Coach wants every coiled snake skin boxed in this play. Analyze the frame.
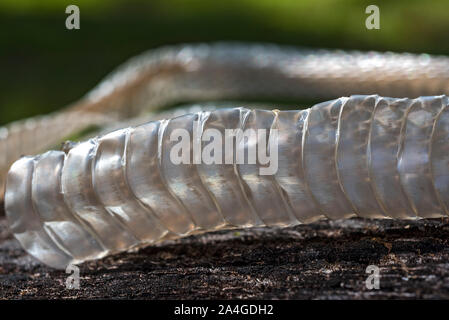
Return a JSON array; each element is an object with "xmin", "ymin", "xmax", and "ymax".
[{"xmin": 3, "ymin": 43, "xmax": 449, "ymax": 268}]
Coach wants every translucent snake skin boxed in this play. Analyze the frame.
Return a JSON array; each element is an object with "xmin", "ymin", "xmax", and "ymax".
[{"xmin": 3, "ymin": 43, "xmax": 449, "ymax": 268}]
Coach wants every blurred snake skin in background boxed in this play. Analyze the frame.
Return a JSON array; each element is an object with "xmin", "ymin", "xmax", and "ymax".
[{"xmin": 1, "ymin": 43, "xmax": 449, "ymax": 198}]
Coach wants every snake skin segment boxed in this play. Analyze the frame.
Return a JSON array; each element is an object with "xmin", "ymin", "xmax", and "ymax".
[
  {"xmin": 5, "ymin": 95, "xmax": 449, "ymax": 268},
  {"xmin": 1, "ymin": 43, "xmax": 449, "ymax": 198}
]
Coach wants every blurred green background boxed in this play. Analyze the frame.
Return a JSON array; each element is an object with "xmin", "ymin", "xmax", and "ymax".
[{"xmin": 0, "ymin": 0, "xmax": 448, "ymax": 125}]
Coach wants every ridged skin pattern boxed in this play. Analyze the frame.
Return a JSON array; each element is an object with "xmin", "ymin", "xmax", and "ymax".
[{"xmin": 5, "ymin": 95, "xmax": 449, "ymax": 268}]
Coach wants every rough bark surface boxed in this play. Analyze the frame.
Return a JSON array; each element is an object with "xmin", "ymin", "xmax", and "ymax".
[{"xmin": 1, "ymin": 211, "xmax": 449, "ymax": 299}]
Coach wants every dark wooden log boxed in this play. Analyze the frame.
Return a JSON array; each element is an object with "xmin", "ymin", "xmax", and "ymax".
[{"xmin": 1, "ymin": 211, "xmax": 449, "ymax": 299}]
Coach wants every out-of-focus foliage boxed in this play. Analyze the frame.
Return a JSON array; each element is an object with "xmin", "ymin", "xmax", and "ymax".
[{"xmin": 0, "ymin": 0, "xmax": 448, "ymax": 124}]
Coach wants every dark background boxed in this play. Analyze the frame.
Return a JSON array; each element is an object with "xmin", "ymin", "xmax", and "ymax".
[{"xmin": 0, "ymin": 0, "xmax": 448, "ymax": 126}]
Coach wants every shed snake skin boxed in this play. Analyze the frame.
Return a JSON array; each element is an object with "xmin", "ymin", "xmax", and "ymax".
[{"xmin": 2, "ymin": 43, "xmax": 449, "ymax": 268}]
